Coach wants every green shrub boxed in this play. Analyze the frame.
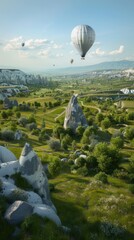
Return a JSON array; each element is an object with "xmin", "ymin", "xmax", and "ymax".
[
  {"xmin": 113, "ymin": 168, "xmax": 128, "ymax": 180},
  {"xmin": 129, "ymin": 184, "xmax": 134, "ymax": 194},
  {"xmin": 8, "ymin": 189, "xmax": 28, "ymax": 202},
  {"xmin": 21, "ymin": 215, "xmax": 69, "ymax": 240},
  {"xmin": 95, "ymin": 171, "xmax": 108, "ymax": 183},
  {"xmin": 49, "ymin": 139, "xmax": 61, "ymax": 151},
  {"xmin": 77, "ymin": 165, "xmax": 89, "ymax": 176},
  {"xmin": 11, "ymin": 173, "xmax": 32, "ymax": 190},
  {"xmin": 1, "ymin": 129, "xmax": 15, "ymax": 141},
  {"xmin": 48, "ymin": 158, "xmax": 62, "ymax": 177}
]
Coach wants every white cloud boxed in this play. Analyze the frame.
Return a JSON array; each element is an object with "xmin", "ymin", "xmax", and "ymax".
[
  {"xmin": 4, "ymin": 36, "xmax": 23, "ymax": 50},
  {"xmin": 91, "ymin": 45, "xmax": 124, "ymax": 57},
  {"xmin": 4, "ymin": 36, "xmax": 51, "ymax": 51},
  {"xmin": 92, "ymin": 48, "xmax": 105, "ymax": 56},
  {"xmin": 52, "ymin": 43, "xmax": 63, "ymax": 49},
  {"xmin": 56, "ymin": 53, "xmax": 63, "ymax": 57},
  {"xmin": 38, "ymin": 48, "xmax": 51, "ymax": 57},
  {"xmin": 109, "ymin": 45, "xmax": 124, "ymax": 55}
]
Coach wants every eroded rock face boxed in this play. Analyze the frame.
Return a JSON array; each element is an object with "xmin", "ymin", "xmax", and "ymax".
[
  {"xmin": 64, "ymin": 94, "xmax": 87, "ymax": 131},
  {"xmin": 19, "ymin": 143, "xmax": 52, "ymax": 206},
  {"xmin": 0, "ymin": 143, "xmax": 61, "ymax": 226}
]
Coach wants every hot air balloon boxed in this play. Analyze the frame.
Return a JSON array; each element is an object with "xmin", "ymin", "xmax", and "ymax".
[
  {"xmin": 71, "ymin": 24, "xmax": 95, "ymax": 59},
  {"xmin": 70, "ymin": 59, "xmax": 74, "ymax": 64},
  {"xmin": 21, "ymin": 42, "xmax": 25, "ymax": 47}
]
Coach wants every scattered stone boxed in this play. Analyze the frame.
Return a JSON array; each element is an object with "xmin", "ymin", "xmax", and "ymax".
[
  {"xmin": 33, "ymin": 204, "xmax": 61, "ymax": 226},
  {"xmin": 4, "ymin": 200, "xmax": 33, "ymax": 224},
  {"xmin": 0, "ymin": 146, "xmax": 17, "ymax": 163}
]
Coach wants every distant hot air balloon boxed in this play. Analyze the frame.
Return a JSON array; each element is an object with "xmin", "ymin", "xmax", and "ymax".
[
  {"xmin": 71, "ymin": 24, "xmax": 95, "ymax": 59},
  {"xmin": 21, "ymin": 42, "xmax": 25, "ymax": 47},
  {"xmin": 70, "ymin": 59, "xmax": 74, "ymax": 64}
]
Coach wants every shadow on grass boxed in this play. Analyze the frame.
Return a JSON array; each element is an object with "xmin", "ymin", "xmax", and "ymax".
[
  {"xmin": 65, "ymin": 174, "xmax": 90, "ymax": 184},
  {"xmin": 51, "ymin": 196, "xmax": 134, "ymax": 240}
]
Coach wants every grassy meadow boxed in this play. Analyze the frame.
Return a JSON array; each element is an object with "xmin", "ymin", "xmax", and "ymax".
[{"xmin": 0, "ymin": 76, "xmax": 134, "ymax": 240}]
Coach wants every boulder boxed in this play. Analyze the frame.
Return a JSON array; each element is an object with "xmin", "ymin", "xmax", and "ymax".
[
  {"xmin": 33, "ymin": 204, "xmax": 61, "ymax": 226},
  {"xmin": 4, "ymin": 200, "xmax": 33, "ymax": 224},
  {"xmin": 0, "ymin": 177, "xmax": 43, "ymax": 204},
  {"xmin": 0, "ymin": 160, "xmax": 19, "ymax": 177},
  {"xmin": 64, "ymin": 94, "xmax": 87, "ymax": 131},
  {"xmin": 0, "ymin": 146, "xmax": 17, "ymax": 163}
]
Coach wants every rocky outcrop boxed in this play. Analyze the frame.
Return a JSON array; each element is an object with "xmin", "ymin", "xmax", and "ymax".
[
  {"xmin": 64, "ymin": 94, "xmax": 87, "ymax": 131},
  {"xmin": 0, "ymin": 69, "xmax": 48, "ymax": 85},
  {"xmin": 0, "ymin": 143, "xmax": 61, "ymax": 226},
  {"xmin": 0, "ymin": 146, "xmax": 17, "ymax": 163},
  {"xmin": 19, "ymin": 143, "xmax": 52, "ymax": 207},
  {"xmin": 4, "ymin": 201, "xmax": 33, "ymax": 224}
]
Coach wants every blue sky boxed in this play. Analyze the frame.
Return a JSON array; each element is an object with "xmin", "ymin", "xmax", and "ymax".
[{"xmin": 0, "ymin": 0, "xmax": 134, "ymax": 72}]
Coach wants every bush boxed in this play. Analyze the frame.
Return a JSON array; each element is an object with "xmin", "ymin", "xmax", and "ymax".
[
  {"xmin": 113, "ymin": 168, "xmax": 128, "ymax": 180},
  {"xmin": 18, "ymin": 117, "xmax": 28, "ymax": 127},
  {"xmin": 77, "ymin": 165, "xmax": 89, "ymax": 176},
  {"xmin": 48, "ymin": 158, "xmax": 62, "ymax": 177},
  {"xmin": 49, "ymin": 139, "xmax": 61, "ymax": 151},
  {"xmin": 8, "ymin": 189, "xmax": 28, "ymax": 202},
  {"xmin": 11, "ymin": 173, "xmax": 32, "ymax": 190},
  {"xmin": 75, "ymin": 157, "xmax": 86, "ymax": 167},
  {"xmin": 95, "ymin": 171, "xmax": 108, "ymax": 183},
  {"xmin": 129, "ymin": 184, "xmax": 134, "ymax": 194},
  {"xmin": 26, "ymin": 122, "xmax": 37, "ymax": 131},
  {"xmin": 94, "ymin": 142, "xmax": 121, "ymax": 174},
  {"xmin": 111, "ymin": 136, "xmax": 124, "ymax": 149},
  {"xmin": 1, "ymin": 129, "xmax": 15, "ymax": 141}
]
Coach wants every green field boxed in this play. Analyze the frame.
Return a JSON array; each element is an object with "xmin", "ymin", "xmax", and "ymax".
[{"xmin": 0, "ymin": 77, "xmax": 134, "ymax": 240}]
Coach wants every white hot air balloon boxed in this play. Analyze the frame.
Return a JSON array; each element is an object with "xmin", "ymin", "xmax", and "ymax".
[{"xmin": 71, "ymin": 24, "xmax": 95, "ymax": 59}]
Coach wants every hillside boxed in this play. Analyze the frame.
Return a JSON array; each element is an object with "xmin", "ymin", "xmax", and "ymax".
[
  {"xmin": 43, "ymin": 60, "xmax": 134, "ymax": 75},
  {"xmin": 0, "ymin": 69, "xmax": 48, "ymax": 85}
]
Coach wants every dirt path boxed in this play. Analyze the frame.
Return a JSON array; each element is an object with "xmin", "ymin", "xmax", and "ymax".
[{"xmin": 81, "ymin": 101, "xmax": 101, "ymax": 113}]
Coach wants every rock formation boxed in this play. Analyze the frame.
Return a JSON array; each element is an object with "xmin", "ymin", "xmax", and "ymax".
[
  {"xmin": 64, "ymin": 94, "xmax": 88, "ymax": 131},
  {"xmin": 0, "ymin": 143, "xmax": 61, "ymax": 226}
]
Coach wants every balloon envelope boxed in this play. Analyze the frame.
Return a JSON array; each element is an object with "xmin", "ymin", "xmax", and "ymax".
[
  {"xmin": 21, "ymin": 42, "xmax": 25, "ymax": 47},
  {"xmin": 71, "ymin": 25, "xmax": 95, "ymax": 58}
]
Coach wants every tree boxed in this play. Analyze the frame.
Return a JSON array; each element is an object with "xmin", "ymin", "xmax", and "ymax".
[
  {"xmin": 94, "ymin": 142, "xmax": 121, "ymax": 174},
  {"xmin": 125, "ymin": 127, "xmax": 134, "ymax": 140},
  {"xmin": 16, "ymin": 111, "xmax": 21, "ymax": 119},
  {"xmin": 53, "ymin": 126, "xmax": 65, "ymax": 138},
  {"xmin": 48, "ymin": 158, "xmax": 62, "ymax": 177},
  {"xmin": 95, "ymin": 172, "xmax": 108, "ymax": 183},
  {"xmin": 18, "ymin": 117, "xmax": 28, "ymax": 127},
  {"xmin": 1, "ymin": 129, "xmax": 15, "ymax": 141},
  {"xmin": 111, "ymin": 136, "xmax": 124, "ymax": 149},
  {"xmin": 26, "ymin": 122, "xmax": 37, "ymax": 131},
  {"xmin": 101, "ymin": 117, "xmax": 111, "ymax": 129},
  {"xmin": 41, "ymin": 118, "xmax": 45, "ymax": 129},
  {"xmin": 96, "ymin": 113, "xmax": 104, "ymax": 124},
  {"xmin": 76, "ymin": 125, "xmax": 85, "ymax": 138},
  {"xmin": 1, "ymin": 111, "xmax": 8, "ymax": 119},
  {"xmin": 28, "ymin": 114, "xmax": 36, "ymax": 123},
  {"xmin": 127, "ymin": 112, "xmax": 134, "ymax": 121},
  {"xmin": 49, "ymin": 139, "xmax": 61, "ymax": 151}
]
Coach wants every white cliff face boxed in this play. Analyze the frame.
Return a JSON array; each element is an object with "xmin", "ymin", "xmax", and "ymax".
[
  {"xmin": 0, "ymin": 69, "xmax": 48, "ymax": 85},
  {"xmin": 64, "ymin": 94, "xmax": 88, "ymax": 131},
  {"xmin": 0, "ymin": 143, "xmax": 61, "ymax": 226},
  {"xmin": 19, "ymin": 143, "xmax": 51, "ymax": 206}
]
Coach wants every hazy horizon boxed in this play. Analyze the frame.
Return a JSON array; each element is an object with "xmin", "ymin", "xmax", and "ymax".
[{"xmin": 0, "ymin": 0, "xmax": 134, "ymax": 71}]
